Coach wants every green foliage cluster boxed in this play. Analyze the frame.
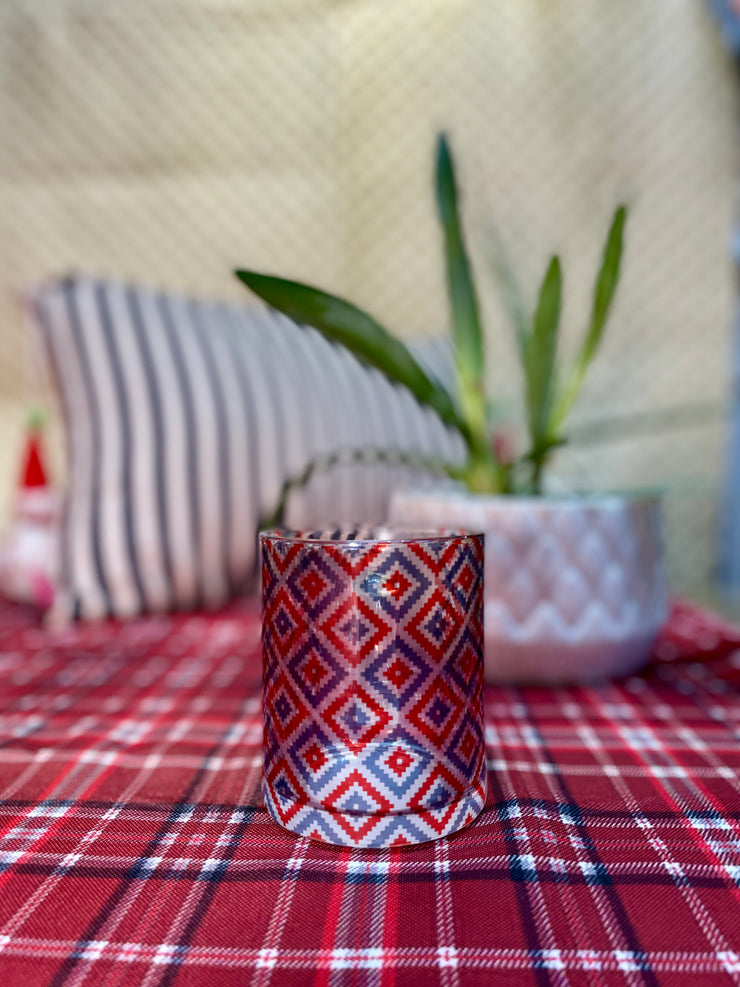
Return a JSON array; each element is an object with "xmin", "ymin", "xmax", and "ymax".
[{"xmin": 237, "ymin": 135, "xmax": 626, "ymax": 496}]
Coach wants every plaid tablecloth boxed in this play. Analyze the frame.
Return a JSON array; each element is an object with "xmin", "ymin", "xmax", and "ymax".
[{"xmin": 0, "ymin": 598, "xmax": 738, "ymax": 987}]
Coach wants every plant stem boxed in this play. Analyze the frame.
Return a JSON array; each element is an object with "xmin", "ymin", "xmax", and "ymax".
[{"xmin": 531, "ymin": 456, "xmax": 545, "ymax": 495}]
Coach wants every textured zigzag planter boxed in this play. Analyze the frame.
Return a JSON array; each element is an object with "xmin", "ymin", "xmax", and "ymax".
[{"xmin": 390, "ymin": 490, "xmax": 668, "ymax": 685}]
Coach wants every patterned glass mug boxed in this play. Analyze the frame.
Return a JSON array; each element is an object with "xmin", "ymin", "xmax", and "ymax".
[{"xmin": 260, "ymin": 526, "xmax": 486, "ymax": 848}]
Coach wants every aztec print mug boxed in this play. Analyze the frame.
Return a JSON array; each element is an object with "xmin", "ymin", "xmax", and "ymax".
[{"xmin": 260, "ymin": 526, "xmax": 487, "ymax": 848}]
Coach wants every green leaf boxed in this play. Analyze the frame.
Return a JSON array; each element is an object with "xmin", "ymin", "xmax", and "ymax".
[
  {"xmin": 587, "ymin": 204, "xmax": 626, "ymax": 360},
  {"xmin": 525, "ymin": 255, "xmax": 562, "ymax": 452},
  {"xmin": 549, "ymin": 205, "xmax": 627, "ymax": 433},
  {"xmin": 435, "ymin": 134, "xmax": 488, "ymax": 448},
  {"xmin": 235, "ymin": 271, "xmax": 468, "ymax": 440}
]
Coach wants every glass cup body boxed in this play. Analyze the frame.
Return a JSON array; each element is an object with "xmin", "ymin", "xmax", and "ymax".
[{"xmin": 260, "ymin": 526, "xmax": 486, "ymax": 848}]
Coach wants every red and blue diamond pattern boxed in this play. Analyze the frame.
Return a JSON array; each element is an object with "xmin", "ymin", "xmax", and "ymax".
[{"xmin": 261, "ymin": 529, "xmax": 487, "ymax": 848}]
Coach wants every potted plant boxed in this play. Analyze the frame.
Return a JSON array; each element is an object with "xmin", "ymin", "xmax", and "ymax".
[{"xmin": 235, "ymin": 135, "xmax": 667, "ymax": 684}]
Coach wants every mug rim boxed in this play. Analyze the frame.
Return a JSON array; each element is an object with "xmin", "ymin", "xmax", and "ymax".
[{"xmin": 259, "ymin": 525, "xmax": 484, "ymax": 547}]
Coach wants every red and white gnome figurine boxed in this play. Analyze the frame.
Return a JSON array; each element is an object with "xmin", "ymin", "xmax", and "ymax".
[{"xmin": 0, "ymin": 412, "xmax": 59, "ymax": 609}]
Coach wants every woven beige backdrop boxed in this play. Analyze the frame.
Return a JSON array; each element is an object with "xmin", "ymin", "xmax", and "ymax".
[{"xmin": 0, "ymin": 0, "xmax": 736, "ymax": 600}]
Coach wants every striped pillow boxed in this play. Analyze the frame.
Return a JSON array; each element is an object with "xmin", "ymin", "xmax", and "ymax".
[{"xmin": 32, "ymin": 276, "xmax": 464, "ymax": 622}]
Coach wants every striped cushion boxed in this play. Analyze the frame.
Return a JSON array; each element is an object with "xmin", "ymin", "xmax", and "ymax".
[{"xmin": 32, "ymin": 276, "xmax": 464, "ymax": 622}]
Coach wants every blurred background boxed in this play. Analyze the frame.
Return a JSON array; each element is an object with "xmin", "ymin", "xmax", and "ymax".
[{"xmin": 0, "ymin": 0, "xmax": 737, "ymax": 607}]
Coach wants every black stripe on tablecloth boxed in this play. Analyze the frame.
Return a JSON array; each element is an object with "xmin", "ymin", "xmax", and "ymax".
[
  {"xmin": 5, "ymin": 796, "xmax": 739, "ymax": 823},
  {"xmin": 8, "ymin": 859, "xmax": 734, "ymax": 891},
  {"xmin": 96, "ymin": 281, "xmax": 147, "ymax": 614},
  {"xmin": 487, "ymin": 768, "xmax": 550, "ymax": 987},
  {"xmin": 157, "ymin": 292, "xmax": 203, "ymax": 610},
  {"xmin": 126, "ymin": 285, "xmax": 174, "ymax": 608},
  {"xmin": 518, "ymin": 707, "xmax": 660, "ymax": 986}
]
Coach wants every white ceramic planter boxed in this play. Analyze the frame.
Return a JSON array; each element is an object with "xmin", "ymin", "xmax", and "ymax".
[{"xmin": 389, "ymin": 489, "xmax": 668, "ymax": 685}]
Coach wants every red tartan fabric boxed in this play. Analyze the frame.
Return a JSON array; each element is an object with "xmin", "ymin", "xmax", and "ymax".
[{"xmin": 0, "ymin": 599, "xmax": 738, "ymax": 987}]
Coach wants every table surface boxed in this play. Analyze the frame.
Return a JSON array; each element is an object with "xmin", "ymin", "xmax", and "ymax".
[{"xmin": 0, "ymin": 598, "xmax": 738, "ymax": 987}]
